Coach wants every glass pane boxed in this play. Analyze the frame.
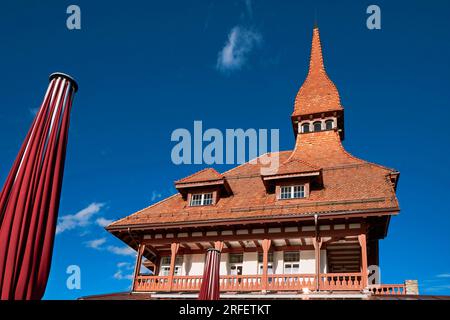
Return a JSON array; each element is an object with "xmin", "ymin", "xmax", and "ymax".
[
  {"xmin": 160, "ymin": 256, "xmax": 171, "ymax": 265},
  {"xmin": 284, "ymin": 251, "xmax": 300, "ymax": 262},
  {"xmin": 293, "ymin": 185, "xmax": 305, "ymax": 198},
  {"xmin": 325, "ymin": 120, "xmax": 334, "ymax": 130},
  {"xmin": 190, "ymin": 194, "xmax": 202, "ymax": 206},
  {"xmin": 202, "ymin": 193, "xmax": 213, "ymax": 205},
  {"xmin": 301, "ymin": 123, "xmax": 310, "ymax": 133},
  {"xmin": 313, "ymin": 122, "xmax": 322, "ymax": 131},
  {"xmin": 280, "ymin": 186, "xmax": 291, "ymax": 199},
  {"xmin": 229, "ymin": 253, "xmax": 243, "ymax": 263}
]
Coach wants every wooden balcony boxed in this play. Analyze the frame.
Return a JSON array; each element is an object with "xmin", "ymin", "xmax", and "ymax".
[{"xmin": 133, "ymin": 273, "xmax": 366, "ymax": 293}]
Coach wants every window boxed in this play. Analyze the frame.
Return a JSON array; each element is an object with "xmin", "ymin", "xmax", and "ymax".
[
  {"xmin": 229, "ymin": 254, "xmax": 243, "ymax": 278},
  {"xmin": 325, "ymin": 120, "xmax": 334, "ymax": 130},
  {"xmin": 284, "ymin": 251, "xmax": 300, "ymax": 274},
  {"xmin": 301, "ymin": 123, "xmax": 310, "ymax": 133},
  {"xmin": 160, "ymin": 256, "xmax": 183, "ymax": 276},
  {"xmin": 279, "ymin": 185, "xmax": 305, "ymax": 199},
  {"xmin": 313, "ymin": 121, "xmax": 322, "ymax": 132},
  {"xmin": 258, "ymin": 252, "xmax": 274, "ymax": 275},
  {"xmin": 229, "ymin": 253, "xmax": 244, "ymax": 264},
  {"xmin": 190, "ymin": 192, "xmax": 213, "ymax": 206}
]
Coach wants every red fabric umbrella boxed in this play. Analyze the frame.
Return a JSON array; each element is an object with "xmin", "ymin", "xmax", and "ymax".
[
  {"xmin": 0, "ymin": 73, "xmax": 78, "ymax": 300},
  {"xmin": 198, "ymin": 248, "xmax": 221, "ymax": 300}
]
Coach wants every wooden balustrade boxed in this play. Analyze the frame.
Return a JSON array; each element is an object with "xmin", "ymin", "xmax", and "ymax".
[
  {"xmin": 134, "ymin": 273, "xmax": 405, "ymax": 294},
  {"xmin": 368, "ymin": 284, "xmax": 406, "ymax": 295},
  {"xmin": 220, "ymin": 275, "xmax": 262, "ymax": 292},
  {"xmin": 267, "ymin": 274, "xmax": 316, "ymax": 291},
  {"xmin": 320, "ymin": 273, "xmax": 363, "ymax": 291}
]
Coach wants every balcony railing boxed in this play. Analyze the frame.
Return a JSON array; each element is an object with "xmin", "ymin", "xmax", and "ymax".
[
  {"xmin": 368, "ymin": 284, "xmax": 407, "ymax": 295},
  {"xmin": 133, "ymin": 273, "xmax": 367, "ymax": 293}
]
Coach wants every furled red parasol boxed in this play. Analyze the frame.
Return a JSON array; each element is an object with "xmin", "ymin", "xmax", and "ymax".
[
  {"xmin": 198, "ymin": 248, "xmax": 221, "ymax": 300},
  {"xmin": 0, "ymin": 73, "xmax": 78, "ymax": 300}
]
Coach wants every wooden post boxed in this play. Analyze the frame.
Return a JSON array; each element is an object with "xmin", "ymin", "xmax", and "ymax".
[
  {"xmin": 132, "ymin": 244, "xmax": 145, "ymax": 291},
  {"xmin": 312, "ymin": 237, "xmax": 322, "ymax": 292},
  {"xmin": 168, "ymin": 242, "xmax": 180, "ymax": 291},
  {"xmin": 358, "ymin": 233, "xmax": 368, "ymax": 289},
  {"xmin": 214, "ymin": 241, "xmax": 224, "ymax": 252},
  {"xmin": 261, "ymin": 239, "xmax": 271, "ymax": 292}
]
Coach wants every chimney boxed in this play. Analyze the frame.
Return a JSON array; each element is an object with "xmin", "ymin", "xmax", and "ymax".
[{"xmin": 404, "ymin": 280, "xmax": 419, "ymax": 295}]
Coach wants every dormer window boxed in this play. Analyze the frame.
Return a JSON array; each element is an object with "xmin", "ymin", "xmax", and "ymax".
[
  {"xmin": 279, "ymin": 185, "xmax": 305, "ymax": 199},
  {"xmin": 313, "ymin": 121, "xmax": 322, "ymax": 132},
  {"xmin": 190, "ymin": 192, "xmax": 213, "ymax": 206}
]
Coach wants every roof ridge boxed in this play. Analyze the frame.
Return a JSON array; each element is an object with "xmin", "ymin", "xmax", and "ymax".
[
  {"xmin": 176, "ymin": 167, "xmax": 222, "ymax": 184},
  {"xmin": 221, "ymin": 150, "xmax": 291, "ymax": 176},
  {"xmin": 106, "ymin": 193, "xmax": 179, "ymax": 228}
]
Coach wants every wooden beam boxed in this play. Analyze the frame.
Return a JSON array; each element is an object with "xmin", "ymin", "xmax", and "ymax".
[
  {"xmin": 154, "ymin": 244, "xmax": 315, "ymax": 256},
  {"xmin": 142, "ymin": 229, "xmax": 364, "ymax": 246}
]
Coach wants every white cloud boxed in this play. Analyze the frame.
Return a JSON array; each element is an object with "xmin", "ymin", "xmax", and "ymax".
[
  {"xmin": 113, "ymin": 262, "xmax": 134, "ymax": 280},
  {"xmin": 96, "ymin": 217, "xmax": 113, "ymax": 227},
  {"xmin": 151, "ymin": 190, "xmax": 162, "ymax": 202},
  {"xmin": 216, "ymin": 25, "xmax": 262, "ymax": 73},
  {"xmin": 436, "ymin": 273, "xmax": 450, "ymax": 278},
  {"xmin": 85, "ymin": 238, "xmax": 107, "ymax": 250},
  {"xmin": 107, "ymin": 245, "xmax": 136, "ymax": 256},
  {"xmin": 56, "ymin": 202, "xmax": 105, "ymax": 235}
]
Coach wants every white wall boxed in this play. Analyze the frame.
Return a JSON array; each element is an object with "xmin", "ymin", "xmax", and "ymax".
[
  {"xmin": 274, "ymin": 251, "xmax": 284, "ymax": 274},
  {"xmin": 181, "ymin": 250, "xmax": 327, "ymax": 276},
  {"xmin": 243, "ymin": 252, "xmax": 258, "ymax": 275},
  {"xmin": 220, "ymin": 253, "xmax": 228, "ymax": 275},
  {"xmin": 184, "ymin": 254, "xmax": 204, "ymax": 276}
]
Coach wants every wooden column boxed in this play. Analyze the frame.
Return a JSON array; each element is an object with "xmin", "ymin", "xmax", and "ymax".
[
  {"xmin": 214, "ymin": 241, "xmax": 224, "ymax": 252},
  {"xmin": 358, "ymin": 233, "xmax": 368, "ymax": 289},
  {"xmin": 312, "ymin": 237, "xmax": 322, "ymax": 292},
  {"xmin": 132, "ymin": 244, "xmax": 145, "ymax": 291},
  {"xmin": 168, "ymin": 242, "xmax": 180, "ymax": 291},
  {"xmin": 261, "ymin": 239, "xmax": 271, "ymax": 292}
]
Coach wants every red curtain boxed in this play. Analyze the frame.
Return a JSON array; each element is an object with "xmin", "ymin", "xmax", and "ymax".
[
  {"xmin": 0, "ymin": 73, "xmax": 77, "ymax": 300},
  {"xmin": 198, "ymin": 248, "xmax": 221, "ymax": 300}
]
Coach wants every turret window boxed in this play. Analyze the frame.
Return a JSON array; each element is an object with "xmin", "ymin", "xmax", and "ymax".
[
  {"xmin": 325, "ymin": 120, "xmax": 334, "ymax": 130},
  {"xmin": 313, "ymin": 121, "xmax": 322, "ymax": 132},
  {"xmin": 301, "ymin": 123, "xmax": 310, "ymax": 133},
  {"xmin": 190, "ymin": 193, "xmax": 213, "ymax": 206}
]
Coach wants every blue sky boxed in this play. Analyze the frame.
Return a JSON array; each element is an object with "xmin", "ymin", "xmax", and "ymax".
[{"xmin": 0, "ymin": 0, "xmax": 449, "ymax": 299}]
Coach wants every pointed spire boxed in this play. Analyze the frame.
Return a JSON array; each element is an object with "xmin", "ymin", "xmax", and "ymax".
[
  {"xmin": 292, "ymin": 27, "xmax": 343, "ymax": 118},
  {"xmin": 308, "ymin": 26, "xmax": 325, "ymax": 75}
]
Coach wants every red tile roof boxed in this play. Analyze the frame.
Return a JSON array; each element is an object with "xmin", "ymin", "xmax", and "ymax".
[
  {"xmin": 175, "ymin": 168, "xmax": 223, "ymax": 184},
  {"xmin": 108, "ymin": 131, "xmax": 399, "ymax": 229},
  {"xmin": 292, "ymin": 27, "xmax": 343, "ymax": 118},
  {"xmin": 107, "ymin": 27, "xmax": 399, "ymax": 231}
]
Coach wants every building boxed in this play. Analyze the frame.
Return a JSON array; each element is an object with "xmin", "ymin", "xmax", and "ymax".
[{"xmin": 105, "ymin": 26, "xmax": 416, "ymax": 299}]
